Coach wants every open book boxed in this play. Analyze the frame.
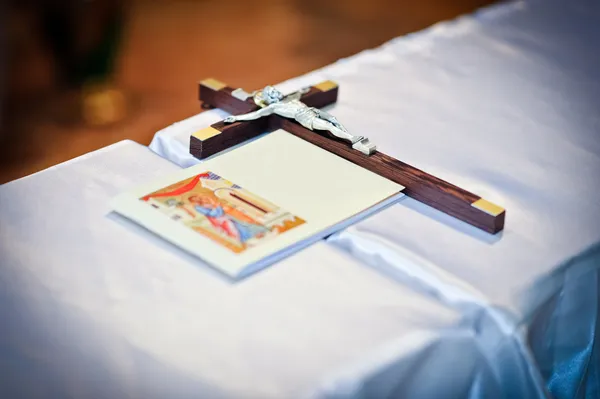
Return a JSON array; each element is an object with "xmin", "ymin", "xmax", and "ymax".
[{"xmin": 111, "ymin": 130, "xmax": 404, "ymax": 279}]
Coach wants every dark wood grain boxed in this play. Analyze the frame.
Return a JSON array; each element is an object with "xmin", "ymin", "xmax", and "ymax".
[
  {"xmin": 198, "ymin": 85, "xmax": 257, "ymax": 115},
  {"xmin": 198, "ymin": 82, "xmax": 339, "ymax": 116},
  {"xmin": 296, "ymin": 87, "xmax": 339, "ymax": 109},
  {"xmin": 278, "ymin": 118, "xmax": 505, "ymax": 233},
  {"xmin": 190, "ymin": 117, "xmax": 273, "ymax": 159}
]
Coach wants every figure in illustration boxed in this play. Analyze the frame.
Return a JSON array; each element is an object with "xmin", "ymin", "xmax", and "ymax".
[{"xmin": 188, "ymin": 195, "xmax": 268, "ymax": 244}]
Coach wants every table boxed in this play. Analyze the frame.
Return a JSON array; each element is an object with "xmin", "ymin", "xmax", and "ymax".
[
  {"xmin": 1, "ymin": 140, "xmax": 548, "ymax": 398},
  {"xmin": 149, "ymin": 1, "xmax": 600, "ymax": 398}
]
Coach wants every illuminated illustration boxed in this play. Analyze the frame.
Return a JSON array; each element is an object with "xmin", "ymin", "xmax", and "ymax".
[{"xmin": 141, "ymin": 172, "xmax": 305, "ymax": 253}]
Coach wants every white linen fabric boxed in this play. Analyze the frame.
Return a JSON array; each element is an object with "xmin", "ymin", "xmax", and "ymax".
[
  {"xmin": 0, "ymin": 141, "xmax": 544, "ymax": 398},
  {"xmin": 148, "ymin": 1, "xmax": 600, "ymax": 398}
]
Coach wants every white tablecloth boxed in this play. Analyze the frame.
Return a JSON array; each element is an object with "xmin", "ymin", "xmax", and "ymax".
[
  {"xmin": 149, "ymin": 1, "xmax": 600, "ymax": 398},
  {"xmin": 0, "ymin": 140, "xmax": 547, "ymax": 398}
]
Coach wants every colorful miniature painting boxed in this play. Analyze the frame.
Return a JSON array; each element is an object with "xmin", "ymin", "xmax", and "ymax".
[{"xmin": 140, "ymin": 172, "xmax": 305, "ymax": 253}]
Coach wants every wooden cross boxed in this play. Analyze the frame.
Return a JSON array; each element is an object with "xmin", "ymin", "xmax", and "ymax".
[{"xmin": 190, "ymin": 78, "xmax": 505, "ymax": 234}]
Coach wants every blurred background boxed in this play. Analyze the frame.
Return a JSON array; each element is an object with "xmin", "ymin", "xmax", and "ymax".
[{"xmin": 1, "ymin": 0, "xmax": 494, "ymax": 184}]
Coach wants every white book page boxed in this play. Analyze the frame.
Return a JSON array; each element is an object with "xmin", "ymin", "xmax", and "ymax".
[{"xmin": 111, "ymin": 130, "xmax": 404, "ymax": 276}]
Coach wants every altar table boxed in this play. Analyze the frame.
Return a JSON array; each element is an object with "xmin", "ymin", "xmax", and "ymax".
[
  {"xmin": 0, "ymin": 140, "xmax": 550, "ymax": 398},
  {"xmin": 149, "ymin": 0, "xmax": 600, "ymax": 398}
]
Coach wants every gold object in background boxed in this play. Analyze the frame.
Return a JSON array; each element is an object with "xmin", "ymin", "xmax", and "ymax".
[{"xmin": 82, "ymin": 83, "xmax": 127, "ymax": 126}]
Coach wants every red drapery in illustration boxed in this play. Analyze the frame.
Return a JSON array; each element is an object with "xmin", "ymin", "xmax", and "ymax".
[{"xmin": 141, "ymin": 173, "xmax": 209, "ymax": 201}]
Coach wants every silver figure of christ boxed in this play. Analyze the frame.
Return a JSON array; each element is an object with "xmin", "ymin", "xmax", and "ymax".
[{"xmin": 223, "ymin": 86, "xmax": 376, "ymax": 155}]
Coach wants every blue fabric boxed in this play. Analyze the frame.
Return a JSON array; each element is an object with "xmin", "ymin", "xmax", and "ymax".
[{"xmin": 527, "ymin": 246, "xmax": 600, "ymax": 399}]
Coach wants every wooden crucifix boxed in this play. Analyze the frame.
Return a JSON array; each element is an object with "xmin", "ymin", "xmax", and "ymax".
[{"xmin": 190, "ymin": 78, "xmax": 505, "ymax": 234}]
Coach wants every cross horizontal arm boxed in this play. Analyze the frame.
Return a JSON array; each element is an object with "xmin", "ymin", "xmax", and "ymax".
[
  {"xmin": 191, "ymin": 79, "xmax": 339, "ymax": 159},
  {"xmin": 198, "ymin": 78, "xmax": 339, "ymax": 116}
]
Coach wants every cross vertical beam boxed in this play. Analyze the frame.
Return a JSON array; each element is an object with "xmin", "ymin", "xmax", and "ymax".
[{"xmin": 190, "ymin": 78, "xmax": 505, "ymax": 234}]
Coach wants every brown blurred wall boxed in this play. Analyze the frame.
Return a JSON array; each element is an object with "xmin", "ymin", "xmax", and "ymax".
[{"xmin": 1, "ymin": 0, "xmax": 495, "ymax": 184}]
